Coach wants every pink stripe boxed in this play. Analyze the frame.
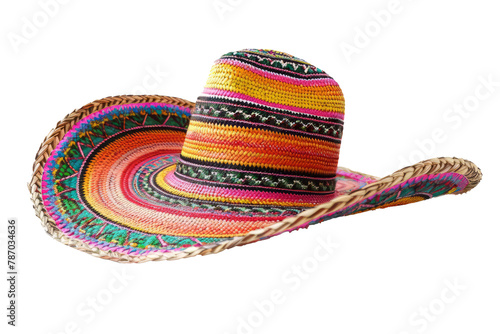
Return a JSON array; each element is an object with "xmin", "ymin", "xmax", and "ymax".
[
  {"xmin": 336, "ymin": 169, "xmax": 378, "ymax": 183},
  {"xmin": 218, "ymin": 58, "xmax": 339, "ymax": 86},
  {"xmin": 103, "ymin": 102, "xmax": 191, "ymax": 115},
  {"xmin": 165, "ymin": 171, "xmax": 337, "ymax": 205},
  {"xmin": 202, "ymin": 88, "xmax": 345, "ymax": 120},
  {"xmin": 157, "ymin": 236, "xmax": 168, "ymax": 247}
]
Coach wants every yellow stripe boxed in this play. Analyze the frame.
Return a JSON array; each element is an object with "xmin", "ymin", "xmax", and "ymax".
[{"xmin": 205, "ymin": 63, "xmax": 345, "ymax": 113}]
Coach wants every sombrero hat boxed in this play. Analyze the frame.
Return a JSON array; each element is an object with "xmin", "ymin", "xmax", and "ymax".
[{"xmin": 29, "ymin": 49, "xmax": 482, "ymax": 263}]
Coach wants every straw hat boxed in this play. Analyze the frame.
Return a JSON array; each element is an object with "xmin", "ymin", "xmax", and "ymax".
[{"xmin": 30, "ymin": 49, "xmax": 482, "ymax": 262}]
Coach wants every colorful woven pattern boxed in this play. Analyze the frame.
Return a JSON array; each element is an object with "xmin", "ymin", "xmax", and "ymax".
[
  {"xmin": 39, "ymin": 100, "xmax": 470, "ymax": 256},
  {"xmin": 36, "ymin": 49, "xmax": 476, "ymax": 259},
  {"xmin": 170, "ymin": 49, "xmax": 345, "ymax": 208},
  {"xmin": 41, "ymin": 101, "xmax": 378, "ymax": 254}
]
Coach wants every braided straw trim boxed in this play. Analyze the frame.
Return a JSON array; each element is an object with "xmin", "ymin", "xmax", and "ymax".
[{"xmin": 29, "ymin": 96, "xmax": 482, "ymax": 263}]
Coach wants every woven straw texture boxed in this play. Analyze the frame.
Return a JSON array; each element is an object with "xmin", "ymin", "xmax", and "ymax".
[{"xmin": 29, "ymin": 94, "xmax": 482, "ymax": 263}]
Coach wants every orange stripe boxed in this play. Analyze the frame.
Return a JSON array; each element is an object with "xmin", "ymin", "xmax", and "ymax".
[{"xmin": 181, "ymin": 121, "xmax": 340, "ymax": 175}]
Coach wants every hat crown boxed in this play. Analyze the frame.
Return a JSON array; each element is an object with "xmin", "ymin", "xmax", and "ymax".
[{"xmin": 176, "ymin": 49, "xmax": 345, "ymax": 206}]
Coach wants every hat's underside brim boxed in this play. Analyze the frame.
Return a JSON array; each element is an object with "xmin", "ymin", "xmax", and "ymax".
[{"xmin": 30, "ymin": 95, "xmax": 482, "ymax": 262}]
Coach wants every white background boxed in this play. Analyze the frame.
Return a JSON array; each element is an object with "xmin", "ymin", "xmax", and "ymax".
[{"xmin": 1, "ymin": 0, "xmax": 499, "ymax": 333}]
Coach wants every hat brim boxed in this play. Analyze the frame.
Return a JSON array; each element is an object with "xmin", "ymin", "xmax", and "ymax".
[{"xmin": 30, "ymin": 95, "xmax": 482, "ymax": 262}]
